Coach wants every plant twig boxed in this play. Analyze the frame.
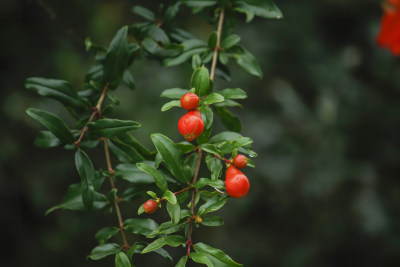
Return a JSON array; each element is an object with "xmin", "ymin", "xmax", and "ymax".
[
  {"xmin": 213, "ymin": 153, "xmax": 232, "ymax": 165},
  {"xmin": 75, "ymin": 85, "xmax": 109, "ymax": 148},
  {"xmin": 209, "ymin": 8, "xmax": 225, "ymax": 81},
  {"xmin": 103, "ymin": 138, "xmax": 130, "ymax": 251}
]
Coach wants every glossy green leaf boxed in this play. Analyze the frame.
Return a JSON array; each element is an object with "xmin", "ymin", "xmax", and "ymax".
[
  {"xmin": 87, "ymin": 119, "xmax": 141, "ymax": 137},
  {"xmin": 200, "ymin": 106, "xmax": 213, "ymax": 130},
  {"xmin": 194, "ymin": 242, "xmax": 243, "ymax": 266},
  {"xmin": 234, "ymin": 0, "xmax": 283, "ymax": 22},
  {"xmin": 175, "ymin": 256, "xmax": 188, "ymax": 267},
  {"xmin": 189, "ymin": 252, "xmax": 214, "ymax": 267},
  {"xmin": 124, "ymin": 218, "xmax": 159, "ymax": 236},
  {"xmin": 167, "ymin": 202, "xmax": 181, "ymax": 225},
  {"xmin": 26, "ymin": 108, "xmax": 75, "ymax": 144},
  {"xmin": 102, "ymin": 26, "xmax": 129, "ymax": 89},
  {"xmin": 218, "ymin": 88, "xmax": 247, "ymax": 99},
  {"xmin": 45, "ymin": 183, "xmax": 107, "ymax": 215},
  {"xmin": 201, "ymin": 216, "xmax": 224, "ymax": 226},
  {"xmin": 25, "ymin": 77, "xmax": 86, "ymax": 110},
  {"xmin": 200, "ymin": 144, "xmax": 223, "ymax": 157},
  {"xmin": 176, "ymin": 142, "xmax": 196, "ymax": 153},
  {"xmin": 137, "ymin": 162, "xmax": 168, "ymax": 192},
  {"xmin": 115, "ymin": 163, "xmax": 155, "ymax": 184},
  {"xmin": 147, "ymin": 191, "xmax": 158, "ymax": 199},
  {"xmin": 163, "ymin": 47, "xmax": 209, "ymax": 67},
  {"xmin": 219, "ymin": 52, "xmax": 229, "ymax": 65},
  {"xmin": 138, "ymin": 204, "xmax": 145, "ymax": 215},
  {"xmin": 221, "ymin": 34, "xmax": 241, "ymax": 50},
  {"xmin": 191, "ymin": 66, "xmax": 210, "ymax": 97},
  {"xmin": 210, "ymin": 131, "xmax": 243, "ymax": 143},
  {"xmin": 147, "ymin": 221, "xmax": 187, "ymax": 238},
  {"xmin": 132, "ymin": 5, "xmax": 155, "ymax": 21},
  {"xmin": 219, "ymin": 137, "xmax": 253, "ymax": 154},
  {"xmin": 232, "ymin": 46, "xmax": 263, "ymax": 78},
  {"xmin": 95, "ymin": 227, "xmax": 119, "ymax": 244},
  {"xmin": 34, "ymin": 131, "xmax": 61, "ymax": 148},
  {"xmin": 214, "ymin": 106, "xmax": 242, "ymax": 132},
  {"xmin": 161, "ymin": 100, "xmax": 182, "ymax": 111},
  {"xmin": 192, "ymin": 54, "xmax": 201, "ymax": 69},
  {"xmin": 198, "ymin": 196, "xmax": 229, "ymax": 216},
  {"xmin": 89, "ymin": 243, "xmax": 121, "ymax": 260},
  {"xmin": 208, "ymin": 31, "xmax": 218, "ymax": 48},
  {"xmin": 163, "ymin": 190, "xmax": 177, "ymax": 204},
  {"xmin": 200, "ymin": 93, "xmax": 225, "ymax": 105},
  {"xmin": 108, "ymin": 139, "xmax": 145, "ymax": 163},
  {"xmin": 116, "ymin": 133, "xmax": 156, "ymax": 159},
  {"xmin": 193, "ymin": 178, "xmax": 225, "ymax": 189},
  {"xmin": 115, "ymin": 252, "xmax": 130, "ymax": 267},
  {"xmin": 75, "ymin": 150, "xmax": 95, "ymax": 209},
  {"xmin": 142, "ymin": 235, "xmax": 185, "ymax": 254},
  {"xmin": 151, "ymin": 133, "xmax": 189, "ymax": 183},
  {"xmin": 205, "ymin": 154, "xmax": 222, "ymax": 180},
  {"xmin": 247, "ymin": 157, "xmax": 255, "ymax": 167},
  {"xmin": 160, "ymin": 88, "xmax": 188, "ymax": 99},
  {"xmin": 181, "ymin": 0, "xmax": 218, "ymax": 8}
]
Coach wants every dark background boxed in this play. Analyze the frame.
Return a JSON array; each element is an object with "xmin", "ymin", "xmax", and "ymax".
[{"xmin": 2, "ymin": 0, "xmax": 400, "ymax": 266}]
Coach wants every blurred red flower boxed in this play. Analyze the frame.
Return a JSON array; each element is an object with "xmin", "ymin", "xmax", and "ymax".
[{"xmin": 377, "ymin": 0, "xmax": 400, "ymax": 55}]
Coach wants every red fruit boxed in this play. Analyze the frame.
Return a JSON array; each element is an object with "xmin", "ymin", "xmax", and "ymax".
[
  {"xmin": 226, "ymin": 165, "xmax": 241, "ymax": 178},
  {"xmin": 178, "ymin": 112, "xmax": 204, "ymax": 141},
  {"xmin": 143, "ymin": 200, "xmax": 158, "ymax": 214},
  {"xmin": 225, "ymin": 173, "xmax": 250, "ymax": 199},
  {"xmin": 233, "ymin": 154, "xmax": 247, "ymax": 168},
  {"xmin": 377, "ymin": 0, "xmax": 400, "ymax": 55},
  {"xmin": 181, "ymin": 93, "xmax": 200, "ymax": 110}
]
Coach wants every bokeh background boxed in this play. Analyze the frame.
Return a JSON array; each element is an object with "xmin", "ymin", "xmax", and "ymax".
[{"xmin": 1, "ymin": 0, "xmax": 400, "ymax": 266}]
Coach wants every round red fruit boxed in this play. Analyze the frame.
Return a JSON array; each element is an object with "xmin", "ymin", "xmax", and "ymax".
[
  {"xmin": 181, "ymin": 93, "xmax": 199, "ymax": 110},
  {"xmin": 178, "ymin": 112, "xmax": 204, "ymax": 141},
  {"xmin": 186, "ymin": 109, "xmax": 202, "ymax": 118},
  {"xmin": 233, "ymin": 154, "xmax": 247, "ymax": 168},
  {"xmin": 226, "ymin": 165, "xmax": 242, "ymax": 178},
  {"xmin": 225, "ymin": 173, "xmax": 250, "ymax": 199},
  {"xmin": 143, "ymin": 200, "xmax": 158, "ymax": 214}
]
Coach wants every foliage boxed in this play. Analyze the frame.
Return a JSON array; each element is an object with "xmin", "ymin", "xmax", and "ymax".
[{"xmin": 25, "ymin": 0, "xmax": 282, "ymax": 266}]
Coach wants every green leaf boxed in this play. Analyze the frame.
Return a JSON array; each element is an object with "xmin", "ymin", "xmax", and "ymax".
[
  {"xmin": 192, "ymin": 54, "xmax": 201, "ymax": 69},
  {"xmin": 147, "ymin": 191, "xmax": 158, "ymax": 199},
  {"xmin": 219, "ymin": 52, "xmax": 229, "ymax": 65},
  {"xmin": 232, "ymin": 46, "xmax": 263, "ymax": 78},
  {"xmin": 115, "ymin": 252, "xmax": 130, "ymax": 267},
  {"xmin": 160, "ymin": 88, "xmax": 188, "ymax": 99},
  {"xmin": 193, "ymin": 178, "xmax": 225, "ymax": 189},
  {"xmin": 95, "ymin": 227, "xmax": 119, "ymax": 243},
  {"xmin": 234, "ymin": 0, "xmax": 283, "ymax": 22},
  {"xmin": 219, "ymin": 137, "xmax": 253, "ymax": 154},
  {"xmin": 124, "ymin": 218, "xmax": 159, "ymax": 236},
  {"xmin": 34, "ymin": 131, "xmax": 61, "ymax": 148},
  {"xmin": 45, "ymin": 183, "xmax": 107, "ymax": 215},
  {"xmin": 221, "ymin": 34, "xmax": 241, "ymax": 50},
  {"xmin": 138, "ymin": 204, "xmax": 145, "ymax": 215},
  {"xmin": 218, "ymin": 88, "xmax": 247, "ymax": 99},
  {"xmin": 151, "ymin": 134, "xmax": 189, "ymax": 183},
  {"xmin": 115, "ymin": 163, "xmax": 155, "ymax": 184},
  {"xmin": 163, "ymin": 47, "xmax": 209, "ymax": 67},
  {"xmin": 102, "ymin": 26, "xmax": 129, "ymax": 89},
  {"xmin": 26, "ymin": 108, "xmax": 75, "ymax": 144},
  {"xmin": 137, "ymin": 163, "xmax": 168, "ymax": 192},
  {"xmin": 87, "ymin": 119, "xmax": 141, "ymax": 137},
  {"xmin": 89, "ymin": 243, "xmax": 121, "ymax": 260},
  {"xmin": 214, "ymin": 106, "xmax": 241, "ymax": 132},
  {"xmin": 182, "ymin": 0, "xmax": 218, "ymax": 8},
  {"xmin": 194, "ymin": 242, "xmax": 243, "ymax": 266},
  {"xmin": 198, "ymin": 196, "xmax": 229, "ymax": 216},
  {"xmin": 25, "ymin": 77, "xmax": 86, "ymax": 110},
  {"xmin": 147, "ymin": 221, "xmax": 187, "ymax": 238},
  {"xmin": 200, "ymin": 144, "xmax": 223, "ymax": 157},
  {"xmin": 163, "ymin": 190, "xmax": 177, "ymax": 204},
  {"xmin": 116, "ymin": 133, "xmax": 156, "ymax": 159},
  {"xmin": 191, "ymin": 66, "xmax": 210, "ymax": 97},
  {"xmin": 161, "ymin": 100, "xmax": 182, "ymax": 111},
  {"xmin": 247, "ymin": 157, "xmax": 255, "ymax": 167},
  {"xmin": 108, "ymin": 139, "xmax": 145, "ymax": 163},
  {"xmin": 176, "ymin": 142, "xmax": 196, "ymax": 153},
  {"xmin": 132, "ymin": 5, "xmax": 155, "ymax": 21},
  {"xmin": 75, "ymin": 150, "xmax": 95, "ymax": 209},
  {"xmin": 200, "ymin": 106, "xmax": 213, "ymax": 130},
  {"xmin": 189, "ymin": 252, "xmax": 214, "ymax": 267},
  {"xmin": 175, "ymin": 256, "xmax": 188, "ymax": 267},
  {"xmin": 205, "ymin": 154, "xmax": 222, "ymax": 180},
  {"xmin": 208, "ymin": 31, "xmax": 218, "ymax": 48},
  {"xmin": 142, "ymin": 235, "xmax": 185, "ymax": 254},
  {"xmin": 123, "ymin": 70, "xmax": 135, "ymax": 89},
  {"xmin": 210, "ymin": 131, "xmax": 243, "ymax": 144},
  {"xmin": 201, "ymin": 216, "xmax": 224, "ymax": 227},
  {"xmin": 200, "ymin": 93, "xmax": 225, "ymax": 105},
  {"xmin": 167, "ymin": 202, "xmax": 181, "ymax": 225}
]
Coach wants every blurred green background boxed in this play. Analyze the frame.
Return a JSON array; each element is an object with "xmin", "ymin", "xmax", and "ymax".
[{"xmin": 2, "ymin": 0, "xmax": 400, "ymax": 266}]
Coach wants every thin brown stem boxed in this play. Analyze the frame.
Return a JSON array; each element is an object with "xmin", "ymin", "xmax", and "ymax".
[
  {"xmin": 174, "ymin": 187, "xmax": 191, "ymax": 196},
  {"xmin": 209, "ymin": 8, "xmax": 225, "ymax": 81},
  {"xmin": 103, "ymin": 138, "xmax": 129, "ymax": 251},
  {"xmin": 75, "ymin": 85, "xmax": 109, "ymax": 149},
  {"xmin": 213, "ymin": 153, "xmax": 232, "ymax": 165}
]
